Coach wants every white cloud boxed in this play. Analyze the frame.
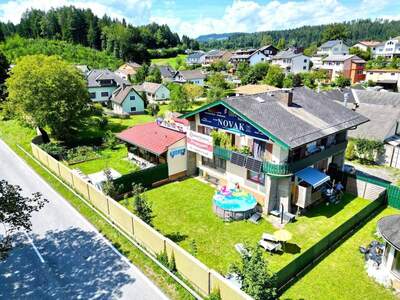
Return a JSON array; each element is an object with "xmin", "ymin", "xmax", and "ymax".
[
  {"xmin": 152, "ymin": 0, "xmax": 395, "ymax": 37},
  {"xmin": 0, "ymin": 0, "xmax": 152, "ymax": 25}
]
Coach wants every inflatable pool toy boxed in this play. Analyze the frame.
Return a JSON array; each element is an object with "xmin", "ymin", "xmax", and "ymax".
[{"xmin": 219, "ymin": 186, "xmax": 232, "ymax": 196}]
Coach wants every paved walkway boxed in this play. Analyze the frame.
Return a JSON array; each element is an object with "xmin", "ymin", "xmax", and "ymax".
[{"xmin": 0, "ymin": 139, "xmax": 169, "ymax": 300}]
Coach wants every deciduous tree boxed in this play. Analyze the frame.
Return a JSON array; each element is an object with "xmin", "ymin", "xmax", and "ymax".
[
  {"xmin": 264, "ymin": 65, "xmax": 285, "ymax": 88},
  {"xmin": 169, "ymin": 84, "xmax": 191, "ymax": 112},
  {"xmin": 0, "ymin": 180, "xmax": 47, "ymax": 259},
  {"xmin": 183, "ymin": 83, "xmax": 203, "ymax": 102},
  {"xmin": 6, "ymin": 55, "xmax": 91, "ymax": 141}
]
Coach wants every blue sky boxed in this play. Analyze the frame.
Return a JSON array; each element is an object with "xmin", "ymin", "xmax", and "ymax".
[{"xmin": 0, "ymin": 0, "xmax": 399, "ymax": 38}]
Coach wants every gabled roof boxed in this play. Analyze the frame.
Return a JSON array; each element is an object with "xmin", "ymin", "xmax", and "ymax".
[
  {"xmin": 154, "ymin": 65, "xmax": 176, "ymax": 78},
  {"xmin": 174, "ymin": 70, "xmax": 206, "ymax": 80},
  {"xmin": 111, "ymin": 84, "xmax": 141, "ymax": 105},
  {"xmin": 87, "ymin": 69, "xmax": 128, "ymax": 87},
  {"xmin": 356, "ymin": 40, "xmax": 381, "ymax": 47},
  {"xmin": 322, "ymin": 54, "xmax": 364, "ymax": 62},
  {"xmin": 320, "ymin": 40, "xmax": 344, "ymax": 48},
  {"xmin": 273, "ymin": 49, "xmax": 305, "ymax": 60},
  {"xmin": 117, "ymin": 122, "xmax": 186, "ymax": 155},
  {"xmin": 258, "ymin": 44, "xmax": 277, "ymax": 52},
  {"xmin": 125, "ymin": 62, "xmax": 141, "ymax": 68},
  {"xmin": 181, "ymin": 87, "xmax": 368, "ymax": 149},
  {"xmin": 141, "ymin": 82, "xmax": 164, "ymax": 94},
  {"xmin": 187, "ymin": 51, "xmax": 205, "ymax": 60}
]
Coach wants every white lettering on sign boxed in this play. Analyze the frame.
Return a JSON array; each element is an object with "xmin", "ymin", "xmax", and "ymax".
[{"xmin": 217, "ymin": 119, "xmax": 245, "ymax": 131}]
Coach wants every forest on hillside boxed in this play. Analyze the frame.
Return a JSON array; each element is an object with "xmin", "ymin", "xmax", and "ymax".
[
  {"xmin": 199, "ymin": 19, "xmax": 400, "ymax": 50},
  {"xmin": 0, "ymin": 6, "xmax": 199, "ymax": 64}
]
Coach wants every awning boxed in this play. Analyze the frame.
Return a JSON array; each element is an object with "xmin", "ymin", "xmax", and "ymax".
[{"xmin": 296, "ymin": 167, "xmax": 330, "ymax": 188}]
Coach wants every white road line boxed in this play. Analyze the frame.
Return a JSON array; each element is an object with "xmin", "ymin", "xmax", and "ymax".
[
  {"xmin": 24, "ymin": 232, "xmax": 45, "ymax": 264},
  {"xmin": 6, "ymin": 141, "xmax": 177, "ymax": 300}
]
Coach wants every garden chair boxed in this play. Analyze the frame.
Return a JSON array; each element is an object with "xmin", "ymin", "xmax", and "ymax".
[
  {"xmin": 235, "ymin": 243, "xmax": 250, "ymax": 257},
  {"xmin": 262, "ymin": 233, "xmax": 278, "ymax": 242}
]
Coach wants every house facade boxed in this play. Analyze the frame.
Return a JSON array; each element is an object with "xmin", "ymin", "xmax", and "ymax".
[
  {"xmin": 321, "ymin": 55, "xmax": 366, "ymax": 83},
  {"xmin": 154, "ymin": 65, "xmax": 176, "ymax": 83},
  {"xmin": 87, "ymin": 69, "xmax": 128, "ymax": 103},
  {"xmin": 352, "ymin": 40, "xmax": 381, "ymax": 53},
  {"xmin": 135, "ymin": 82, "xmax": 170, "ymax": 102},
  {"xmin": 373, "ymin": 37, "xmax": 400, "ymax": 59},
  {"xmin": 173, "ymin": 70, "xmax": 206, "ymax": 86},
  {"xmin": 186, "ymin": 51, "xmax": 205, "ymax": 65},
  {"xmin": 115, "ymin": 62, "xmax": 142, "ymax": 80},
  {"xmin": 271, "ymin": 49, "xmax": 310, "ymax": 74},
  {"xmin": 180, "ymin": 88, "xmax": 367, "ymax": 214},
  {"xmin": 365, "ymin": 69, "xmax": 400, "ymax": 91},
  {"xmin": 203, "ymin": 50, "xmax": 232, "ymax": 65},
  {"xmin": 111, "ymin": 84, "xmax": 145, "ymax": 115},
  {"xmin": 317, "ymin": 40, "xmax": 349, "ymax": 56},
  {"xmin": 230, "ymin": 45, "xmax": 278, "ymax": 67}
]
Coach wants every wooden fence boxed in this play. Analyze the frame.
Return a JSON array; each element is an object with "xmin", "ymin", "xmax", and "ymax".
[{"xmin": 31, "ymin": 143, "xmax": 251, "ymax": 300}]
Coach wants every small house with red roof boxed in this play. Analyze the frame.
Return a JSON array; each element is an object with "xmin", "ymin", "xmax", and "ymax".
[{"xmin": 117, "ymin": 115, "xmax": 189, "ymax": 179}]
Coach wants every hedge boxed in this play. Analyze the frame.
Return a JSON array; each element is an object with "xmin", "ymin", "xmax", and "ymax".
[
  {"xmin": 114, "ymin": 163, "xmax": 169, "ymax": 193},
  {"xmin": 276, "ymin": 194, "xmax": 385, "ymax": 291}
]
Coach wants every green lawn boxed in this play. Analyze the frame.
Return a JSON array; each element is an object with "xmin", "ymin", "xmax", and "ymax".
[
  {"xmin": 0, "ymin": 119, "xmax": 194, "ymax": 299},
  {"xmin": 151, "ymin": 54, "xmax": 187, "ymax": 69},
  {"xmin": 71, "ymin": 145, "xmax": 139, "ymax": 175},
  {"xmin": 282, "ymin": 207, "xmax": 398, "ymax": 300},
  {"xmin": 124, "ymin": 178, "xmax": 372, "ymax": 274}
]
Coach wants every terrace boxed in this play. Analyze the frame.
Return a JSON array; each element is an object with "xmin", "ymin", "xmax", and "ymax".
[{"xmin": 123, "ymin": 178, "xmax": 372, "ymax": 274}]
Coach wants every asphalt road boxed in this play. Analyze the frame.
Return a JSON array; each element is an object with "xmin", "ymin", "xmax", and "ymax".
[{"xmin": 0, "ymin": 139, "xmax": 169, "ymax": 300}]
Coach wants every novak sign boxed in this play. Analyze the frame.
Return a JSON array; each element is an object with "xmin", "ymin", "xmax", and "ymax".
[
  {"xmin": 199, "ymin": 107, "xmax": 268, "ymax": 140},
  {"xmin": 186, "ymin": 130, "xmax": 213, "ymax": 159}
]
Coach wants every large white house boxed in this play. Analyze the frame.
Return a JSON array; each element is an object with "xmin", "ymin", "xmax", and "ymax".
[
  {"xmin": 230, "ymin": 45, "xmax": 278, "ymax": 67},
  {"xmin": 373, "ymin": 37, "xmax": 400, "ymax": 59},
  {"xmin": 271, "ymin": 49, "xmax": 310, "ymax": 74},
  {"xmin": 317, "ymin": 40, "xmax": 349, "ymax": 56},
  {"xmin": 87, "ymin": 69, "xmax": 129, "ymax": 103}
]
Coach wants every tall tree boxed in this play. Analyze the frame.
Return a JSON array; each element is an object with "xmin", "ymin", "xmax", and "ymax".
[
  {"xmin": 0, "ymin": 51, "xmax": 9, "ymax": 101},
  {"xmin": 6, "ymin": 55, "xmax": 91, "ymax": 141},
  {"xmin": 322, "ymin": 23, "xmax": 350, "ymax": 42},
  {"xmin": 0, "ymin": 180, "xmax": 47, "ymax": 259},
  {"xmin": 169, "ymin": 85, "xmax": 191, "ymax": 112},
  {"xmin": 264, "ymin": 65, "xmax": 285, "ymax": 88},
  {"xmin": 276, "ymin": 37, "xmax": 286, "ymax": 50}
]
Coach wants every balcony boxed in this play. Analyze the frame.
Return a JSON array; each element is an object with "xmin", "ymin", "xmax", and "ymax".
[{"xmin": 213, "ymin": 141, "xmax": 348, "ymax": 176}]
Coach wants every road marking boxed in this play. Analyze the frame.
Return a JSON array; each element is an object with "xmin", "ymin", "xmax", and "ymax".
[{"xmin": 24, "ymin": 232, "xmax": 45, "ymax": 264}]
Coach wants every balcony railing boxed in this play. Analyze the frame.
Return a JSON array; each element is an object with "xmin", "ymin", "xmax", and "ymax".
[{"xmin": 213, "ymin": 141, "xmax": 348, "ymax": 176}]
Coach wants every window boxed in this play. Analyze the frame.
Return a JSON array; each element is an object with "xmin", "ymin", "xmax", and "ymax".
[
  {"xmin": 392, "ymin": 73, "xmax": 396, "ymax": 76},
  {"xmin": 303, "ymin": 66, "xmax": 307, "ymax": 70},
  {"xmin": 101, "ymin": 91, "xmax": 109, "ymax": 97},
  {"xmin": 90, "ymin": 92, "xmax": 96, "ymax": 99},
  {"xmin": 304, "ymin": 59, "xmax": 307, "ymax": 63},
  {"xmin": 247, "ymin": 170, "xmax": 265, "ymax": 185},
  {"xmin": 130, "ymin": 107, "xmax": 136, "ymax": 112},
  {"xmin": 130, "ymin": 95, "xmax": 135, "ymax": 100},
  {"xmin": 202, "ymin": 156, "xmax": 226, "ymax": 171},
  {"xmin": 197, "ymin": 125, "xmax": 212, "ymax": 135}
]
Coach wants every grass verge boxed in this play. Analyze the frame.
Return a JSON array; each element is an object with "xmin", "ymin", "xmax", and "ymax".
[{"xmin": 0, "ymin": 119, "xmax": 194, "ymax": 300}]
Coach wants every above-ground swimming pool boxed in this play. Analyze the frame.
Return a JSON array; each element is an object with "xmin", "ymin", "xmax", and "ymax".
[{"xmin": 213, "ymin": 188, "xmax": 258, "ymax": 220}]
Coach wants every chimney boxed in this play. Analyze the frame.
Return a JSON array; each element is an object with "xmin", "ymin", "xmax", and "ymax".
[{"xmin": 276, "ymin": 89, "xmax": 293, "ymax": 106}]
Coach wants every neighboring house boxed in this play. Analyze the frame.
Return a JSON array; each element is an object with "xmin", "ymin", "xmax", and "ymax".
[
  {"xmin": 234, "ymin": 84, "xmax": 278, "ymax": 96},
  {"xmin": 365, "ymin": 69, "xmax": 400, "ymax": 91},
  {"xmin": 87, "ymin": 69, "xmax": 128, "ymax": 103},
  {"xmin": 320, "ymin": 55, "xmax": 366, "ymax": 83},
  {"xmin": 322, "ymin": 88, "xmax": 400, "ymax": 168},
  {"xmin": 352, "ymin": 40, "xmax": 381, "ymax": 52},
  {"xmin": 230, "ymin": 45, "xmax": 278, "ymax": 67},
  {"xmin": 173, "ymin": 70, "xmax": 206, "ymax": 86},
  {"xmin": 203, "ymin": 50, "xmax": 232, "ymax": 65},
  {"xmin": 154, "ymin": 65, "xmax": 176, "ymax": 83},
  {"xmin": 271, "ymin": 49, "xmax": 310, "ymax": 73},
  {"xmin": 317, "ymin": 40, "xmax": 349, "ymax": 56},
  {"xmin": 134, "ymin": 82, "xmax": 170, "ymax": 102},
  {"xmin": 186, "ymin": 51, "xmax": 205, "ymax": 65},
  {"xmin": 75, "ymin": 64, "xmax": 90, "ymax": 76},
  {"xmin": 115, "ymin": 62, "xmax": 142, "ymax": 80},
  {"xmin": 110, "ymin": 84, "xmax": 145, "ymax": 115},
  {"xmin": 180, "ymin": 87, "xmax": 367, "ymax": 214},
  {"xmin": 312, "ymin": 40, "xmax": 350, "ymax": 69},
  {"xmin": 373, "ymin": 37, "xmax": 400, "ymax": 59}
]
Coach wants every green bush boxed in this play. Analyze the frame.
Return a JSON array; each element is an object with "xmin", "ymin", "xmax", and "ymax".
[
  {"xmin": 345, "ymin": 140, "xmax": 356, "ymax": 160},
  {"xmin": 40, "ymin": 142, "xmax": 66, "ymax": 159},
  {"xmin": 65, "ymin": 146, "xmax": 99, "ymax": 164}
]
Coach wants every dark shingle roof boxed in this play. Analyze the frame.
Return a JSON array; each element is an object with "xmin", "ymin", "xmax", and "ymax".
[
  {"xmin": 87, "ymin": 69, "xmax": 127, "ymax": 87},
  {"xmin": 175, "ymin": 70, "xmax": 205, "ymax": 80},
  {"xmin": 154, "ymin": 65, "xmax": 176, "ymax": 79},
  {"xmin": 321, "ymin": 88, "xmax": 356, "ymax": 103},
  {"xmin": 353, "ymin": 89, "xmax": 400, "ymax": 106},
  {"xmin": 111, "ymin": 85, "xmax": 140, "ymax": 105},
  {"xmin": 378, "ymin": 215, "xmax": 400, "ymax": 250},
  {"xmin": 273, "ymin": 49, "xmax": 304, "ymax": 60},
  {"xmin": 187, "ymin": 51, "xmax": 205, "ymax": 60},
  {"xmin": 220, "ymin": 87, "xmax": 368, "ymax": 148}
]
